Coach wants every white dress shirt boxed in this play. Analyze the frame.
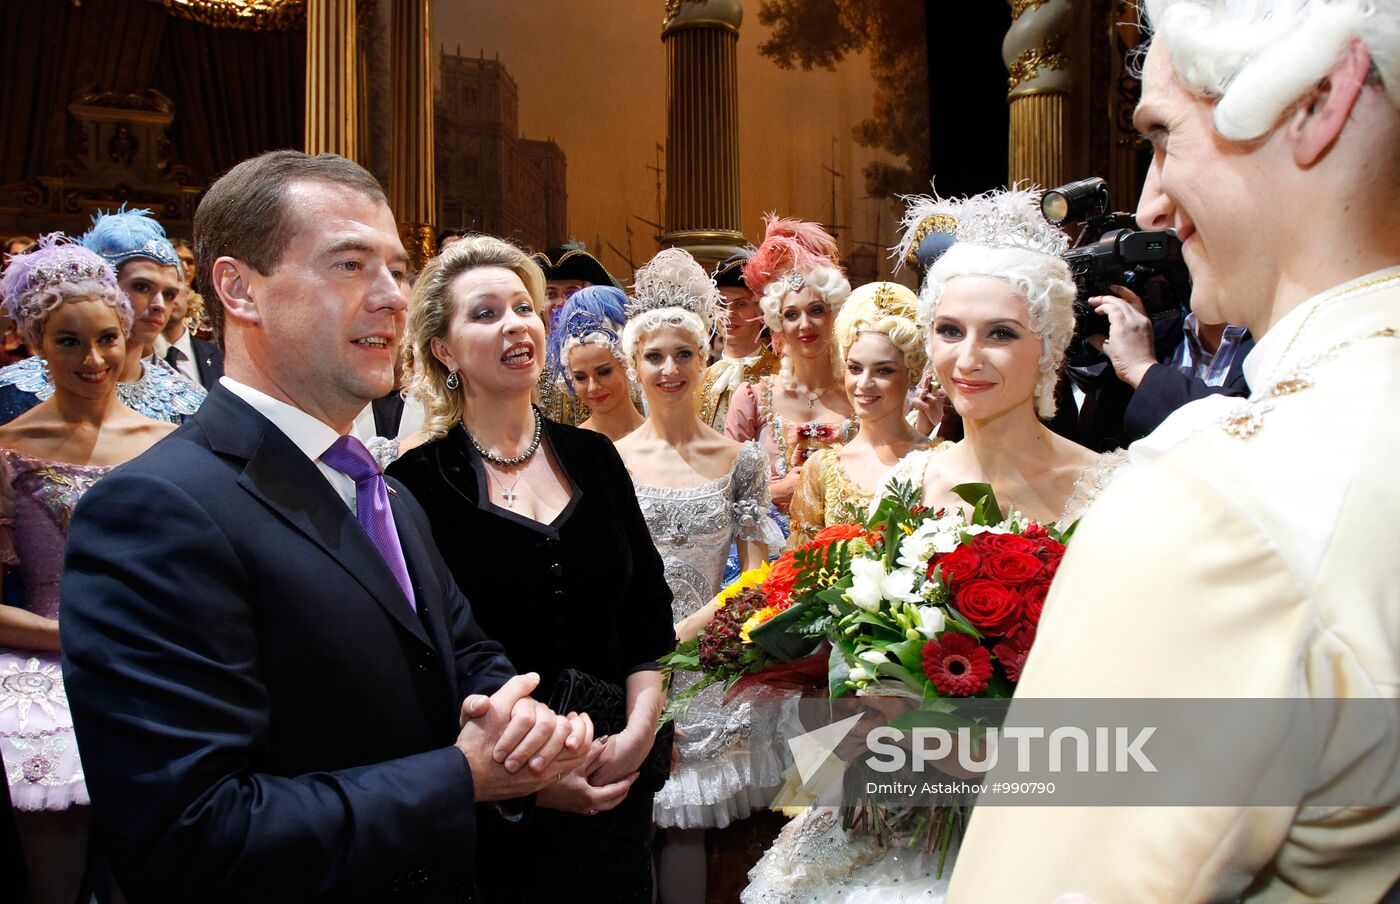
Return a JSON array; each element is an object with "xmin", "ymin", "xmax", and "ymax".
[
  {"xmin": 220, "ymin": 377, "xmax": 358, "ymax": 512},
  {"xmin": 154, "ymin": 328, "xmax": 202, "ymax": 387}
]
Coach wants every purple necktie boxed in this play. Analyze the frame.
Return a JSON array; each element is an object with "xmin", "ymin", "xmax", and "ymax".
[{"xmin": 321, "ymin": 435, "xmax": 417, "ymax": 611}]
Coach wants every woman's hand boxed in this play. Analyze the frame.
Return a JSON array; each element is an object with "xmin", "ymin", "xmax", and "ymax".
[
  {"xmin": 537, "ymin": 739, "xmax": 638, "ymax": 815},
  {"xmin": 770, "ymin": 466, "xmax": 803, "ymax": 506},
  {"xmin": 588, "ymin": 726, "xmax": 655, "ymax": 787},
  {"xmin": 908, "ymin": 374, "xmax": 946, "ymax": 436}
]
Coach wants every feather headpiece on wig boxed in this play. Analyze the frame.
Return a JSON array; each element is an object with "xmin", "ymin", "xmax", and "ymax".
[
  {"xmin": 626, "ymin": 247, "xmax": 720, "ymax": 335},
  {"xmin": 949, "ymin": 186, "xmax": 1068, "ymax": 258},
  {"xmin": 892, "ymin": 189, "xmax": 963, "ymax": 274},
  {"xmin": 742, "ymin": 214, "xmax": 842, "ymax": 296},
  {"xmin": 0, "ymin": 233, "xmax": 131, "ymax": 346},
  {"xmin": 80, "ymin": 206, "xmax": 182, "ymax": 271},
  {"xmin": 1, "ymin": 233, "xmax": 118, "ymax": 321},
  {"xmin": 546, "ymin": 285, "xmax": 629, "ymax": 396}
]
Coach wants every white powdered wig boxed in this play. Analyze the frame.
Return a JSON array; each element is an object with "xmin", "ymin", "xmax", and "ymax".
[
  {"xmin": 757, "ymin": 264, "xmax": 851, "ymax": 333},
  {"xmin": 1144, "ymin": 0, "xmax": 1400, "ymax": 141},
  {"xmin": 920, "ymin": 243, "xmax": 1076, "ymax": 420},
  {"xmin": 622, "ymin": 247, "xmax": 720, "ymax": 382}
]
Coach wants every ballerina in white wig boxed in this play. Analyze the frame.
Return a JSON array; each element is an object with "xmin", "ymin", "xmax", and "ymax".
[
  {"xmin": 905, "ymin": 186, "xmax": 1126, "ymax": 528},
  {"xmin": 614, "ymin": 247, "xmax": 786, "ymax": 904},
  {"xmin": 743, "ymin": 187, "xmax": 1127, "ymax": 904}
]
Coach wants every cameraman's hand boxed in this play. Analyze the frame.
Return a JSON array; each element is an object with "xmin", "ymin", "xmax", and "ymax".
[{"xmin": 1088, "ymin": 286, "xmax": 1156, "ymax": 389}]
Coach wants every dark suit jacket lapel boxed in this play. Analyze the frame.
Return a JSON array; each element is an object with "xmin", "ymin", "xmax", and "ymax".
[
  {"xmin": 388, "ymin": 487, "xmax": 456, "ymax": 664},
  {"xmin": 198, "ymin": 386, "xmax": 434, "ymax": 649}
]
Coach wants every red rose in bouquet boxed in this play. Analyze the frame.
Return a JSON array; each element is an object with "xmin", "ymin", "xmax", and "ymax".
[
  {"xmin": 992, "ymin": 627, "xmax": 1036, "ymax": 682},
  {"xmin": 1035, "ymin": 538, "xmax": 1067, "ymax": 578},
  {"xmin": 921, "ymin": 632, "xmax": 993, "ymax": 696},
  {"xmin": 929, "ymin": 545, "xmax": 983, "ymax": 587},
  {"xmin": 980, "ymin": 551, "xmax": 1044, "ymax": 584},
  {"xmin": 1019, "ymin": 580, "xmax": 1051, "ymax": 629},
  {"xmin": 954, "ymin": 579, "xmax": 1022, "ymax": 635},
  {"xmin": 973, "ymin": 532, "xmax": 1038, "ymax": 556}
]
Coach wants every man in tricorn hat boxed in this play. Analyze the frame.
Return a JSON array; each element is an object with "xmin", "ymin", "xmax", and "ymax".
[
  {"xmin": 696, "ymin": 250, "xmax": 778, "ymax": 430},
  {"xmin": 530, "ymin": 243, "xmax": 618, "ymax": 425}
]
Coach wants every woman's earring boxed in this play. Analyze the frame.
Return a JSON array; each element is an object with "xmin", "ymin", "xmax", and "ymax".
[{"xmin": 445, "ymin": 370, "xmax": 460, "ymax": 390}]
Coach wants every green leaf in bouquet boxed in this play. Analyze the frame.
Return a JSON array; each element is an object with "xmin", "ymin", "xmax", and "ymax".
[
  {"xmin": 872, "ymin": 659, "xmax": 931, "ymax": 695},
  {"xmin": 828, "ymin": 641, "xmax": 855, "ymax": 698},
  {"xmin": 941, "ymin": 603, "xmax": 985, "ymax": 641},
  {"xmin": 792, "ymin": 606, "xmax": 836, "ymax": 637},
  {"xmin": 886, "ymin": 636, "xmax": 930, "ymax": 677},
  {"xmin": 748, "ymin": 602, "xmax": 821, "ymax": 661},
  {"xmin": 846, "ymin": 612, "xmax": 905, "ymax": 643},
  {"xmin": 951, "ymin": 482, "xmax": 1002, "ymax": 524},
  {"xmin": 659, "ymin": 640, "xmax": 701, "ymax": 673},
  {"xmin": 888, "ymin": 704, "xmax": 968, "ymax": 734},
  {"xmin": 1057, "ymin": 516, "xmax": 1081, "ymax": 544},
  {"xmin": 659, "ymin": 671, "xmax": 717, "ymax": 725}
]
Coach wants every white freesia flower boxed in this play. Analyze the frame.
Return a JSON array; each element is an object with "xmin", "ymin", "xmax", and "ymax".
[
  {"xmin": 858, "ymin": 649, "xmax": 888, "ymax": 665},
  {"xmin": 895, "ymin": 513, "xmax": 967, "ymax": 571},
  {"xmin": 914, "ymin": 605, "xmax": 946, "ymax": 638},
  {"xmin": 849, "ymin": 666, "xmax": 872, "ymax": 682},
  {"xmin": 880, "ymin": 567, "xmax": 925, "ymax": 606},
  {"xmin": 846, "ymin": 557, "xmax": 886, "ymax": 612}
]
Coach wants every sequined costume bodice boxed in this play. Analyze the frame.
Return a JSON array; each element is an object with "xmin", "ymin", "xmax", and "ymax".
[
  {"xmin": 631, "ymin": 441, "xmax": 783, "ymax": 626},
  {"xmin": 0, "ymin": 449, "xmax": 112, "ymax": 620},
  {"xmin": 632, "ymin": 441, "xmax": 785, "ymax": 829},
  {"xmin": 0, "ymin": 354, "xmax": 205, "ymax": 425}
]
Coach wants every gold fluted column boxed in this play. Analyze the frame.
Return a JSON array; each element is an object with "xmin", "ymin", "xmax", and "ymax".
[
  {"xmin": 305, "ymin": 0, "xmax": 360, "ymax": 159},
  {"xmin": 1004, "ymin": 0, "xmax": 1087, "ymax": 190},
  {"xmin": 389, "ymin": 0, "xmax": 435, "ymax": 270},
  {"xmin": 661, "ymin": 0, "xmax": 746, "ymax": 269}
]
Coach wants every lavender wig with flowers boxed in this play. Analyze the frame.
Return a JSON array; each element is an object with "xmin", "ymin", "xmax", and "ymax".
[
  {"xmin": 546, "ymin": 285, "xmax": 629, "ymax": 398},
  {"xmin": 0, "ymin": 234, "xmax": 132, "ymax": 348}
]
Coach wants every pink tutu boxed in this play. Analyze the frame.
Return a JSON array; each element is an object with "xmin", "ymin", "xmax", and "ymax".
[{"xmin": 0, "ymin": 650, "xmax": 87, "ymax": 811}]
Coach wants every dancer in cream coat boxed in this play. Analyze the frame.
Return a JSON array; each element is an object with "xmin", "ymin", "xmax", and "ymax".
[{"xmin": 950, "ymin": 2, "xmax": 1400, "ymax": 902}]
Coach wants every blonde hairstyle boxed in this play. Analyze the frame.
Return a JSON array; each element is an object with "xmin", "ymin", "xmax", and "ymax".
[
  {"xmin": 919, "ymin": 243, "xmax": 1075, "ymax": 419},
  {"xmin": 405, "ymin": 234, "xmax": 546, "ymax": 442},
  {"xmin": 833, "ymin": 281, "xmax": 927, "ymax": 384},
  {"xmin": 1142, "ymin": 0, "xmax": 1400, "ymax": 141}
]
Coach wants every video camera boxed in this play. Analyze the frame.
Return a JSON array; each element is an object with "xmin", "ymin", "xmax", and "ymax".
[{"xmin": 1042, "ymin": 177, "xmax": 1192, "ymax": 356}]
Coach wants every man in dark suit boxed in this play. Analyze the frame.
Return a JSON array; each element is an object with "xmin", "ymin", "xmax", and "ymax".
[
  {"xmin": 159, "ymin": 247, "xmax": 225, "ymax": 389},
  {"xmin": 60, "ymin": 151, "xmax": 590, "ymax": 902}
]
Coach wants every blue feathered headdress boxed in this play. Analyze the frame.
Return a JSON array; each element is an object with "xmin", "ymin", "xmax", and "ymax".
[{"xmin": 80, "ymin": 206, "xmax": 181, "ymax": 272}]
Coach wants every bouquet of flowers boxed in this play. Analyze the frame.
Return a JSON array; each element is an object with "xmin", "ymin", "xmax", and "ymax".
[
  {"xmin": 802, "ymin": 481, "xmax": 1069, "ymax": 701},
  {"xmin": 660, "ymin": 527, "xmax": 854, "ymax": 717}
]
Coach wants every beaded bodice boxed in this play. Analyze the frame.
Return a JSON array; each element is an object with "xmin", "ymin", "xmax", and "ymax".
[
  {"xmin": 0, "ymin": 449, "xmax": 112, "ymax": 620},
  {"xmin": 0, "ymin": 355, "xmax": 204, "ymax": 424}
]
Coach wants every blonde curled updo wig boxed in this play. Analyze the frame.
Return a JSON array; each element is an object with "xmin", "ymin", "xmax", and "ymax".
[
  {"xmin": 833, "ymin": 281, "xmax": 927, "ymax": 384},
  {"xmin": 405, "ymin": 234, "xmax": 546, "ymax": 442}
]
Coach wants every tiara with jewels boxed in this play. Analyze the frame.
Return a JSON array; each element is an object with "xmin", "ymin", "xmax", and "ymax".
[
  {"xmin": 950, "ymin": 187, "xmax": 1068, "ymax": 257},
  {"xmin": 30, "ymin": 253, "xmax": 113, "ymax": 290},
  {"xmin": 773, "ymin": 272, "xmax": 806, "ymax": 295},
  {"xmin": 625, "ymin": 248, "xmax": 720, "ymax": 333},
  {"xmin": 562, "ymin": 308, "xmax": 620, "ymax": 347}
]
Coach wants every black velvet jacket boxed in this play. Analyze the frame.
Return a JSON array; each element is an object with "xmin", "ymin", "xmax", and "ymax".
[{"xmin": 387, "ymin": 417, "xmax": 675, "ymax": 691}]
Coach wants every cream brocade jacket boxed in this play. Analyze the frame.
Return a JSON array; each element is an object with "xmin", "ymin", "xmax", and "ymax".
[{"xmin": 948, "ymin": 269, "xmax": 1400, "ymax": 903}]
